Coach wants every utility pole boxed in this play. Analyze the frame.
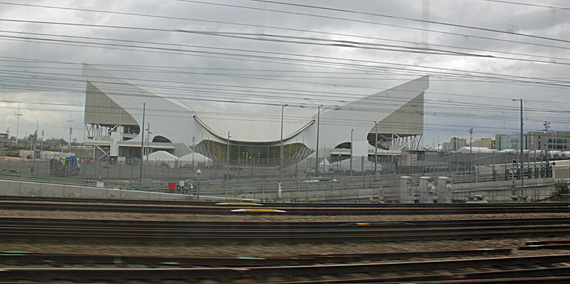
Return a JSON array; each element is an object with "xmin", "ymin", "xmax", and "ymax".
[
  {"xmin": 40, "ymin": 130, "xmax": 44, "ymax": 154},
  {"xmin": 544, "ymin": 121, "xmax": 550, "ymax": 176},
  {"xmin": 14, "ymin": 104, "xmax": 22, "ymax": 147},
  {"xmin": 513, "ymin": 99, "xmax": 524, "ymax": 197},
  {"xmin": 374, "ymin": 121, "xmax": 378, "ymax": 177},
  {"xmin": 226, "ymin": 131, "xmax": 231, "ymax": 198},
  {"xmin": 192, "ymin": 135, "xmax": 196, "ymax": 179},
  {"xmin": 315, "ymin": 105, "xmax": 322, "ymax": 175},
  {"xmin": 146, "ymin": 122, "xmax": 150, "ymax": 179},
  {"xmin": 67, "ymin": 117, "xmax": 73, "ymax": 153},
  {"xmin": 280, "ymin": 104, "xmax": 288, "ymax": 189},
  {"xmin": 469, "ymin": 127, "xmax": 473, "ymax": 171},
  {"xmin": 139, "ymin": 103, "xmax": 146, "ymax": 182},
  {"xmin": 350, "ymin": 129, "xmax": 354, "ymax": 177}
]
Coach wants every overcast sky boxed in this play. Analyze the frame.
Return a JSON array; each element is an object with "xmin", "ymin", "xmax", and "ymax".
[{"xmin": 0, "ymin": 0, "xmax": 569, "ymax": 148}]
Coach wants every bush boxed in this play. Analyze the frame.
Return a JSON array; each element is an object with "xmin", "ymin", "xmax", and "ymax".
[{"xmin": 553, "ymin": 181, "xmax": 569, "ymax": 195}]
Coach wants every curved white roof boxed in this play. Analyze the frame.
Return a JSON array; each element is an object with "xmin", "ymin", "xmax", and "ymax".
[{"xmin": 181, "ymin": 101, "xmax": 317, "ymax": 143}]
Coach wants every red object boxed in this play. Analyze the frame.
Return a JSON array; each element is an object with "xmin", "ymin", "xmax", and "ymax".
[{"xmin": 168, "ymin": 182, "xmax": 176, "ymax": 191}]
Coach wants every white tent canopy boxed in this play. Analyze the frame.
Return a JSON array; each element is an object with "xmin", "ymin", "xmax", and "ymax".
[
  {"xmin": 457, "ymin": 146, "xmax": 497, "ymax": 153},
  {"xmin": 179, "ymin": 152, "xmax": 211, "ymax": 164},
  {"xmin": 145, "ymin": 150, "xmax": 213, "ymax": 167},
  {"xmin": 147, "ymin": 151, "xmax": 177, "ymax": 161}
]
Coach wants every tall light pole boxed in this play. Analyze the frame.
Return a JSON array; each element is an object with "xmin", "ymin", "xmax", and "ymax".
[
  {"xmin": 40, "ymin": 130, "xmax": 44, "ymax": 154},
  {"xmin": 146, "ymin": 122, "xmax": 151, "ymax": 179},
  {"xmin": 192, "ymin": 135, "xmax": 196, "ymax": 175},
  {"xmin": 67, "ymin": 118, "xmax": 74, "ymax": 153},
  {"xmin": 350, "ymin": 129, "xmax": 354, "ymax": 177},
  {"xmin": 280, "ymin": 104, "xmax": 288, "ymax": 187},
  {"xmin": 374, "ymin": 121, "xmax": 378, "ymax": 176},
  {"xmin": 469, "ymin": 127, "xmax": 473, "ymax": 171},
  {"xmin": 513, "ymin": 99, "xmax": 524, "ymax": 196},
  {"xmin": 543, "ymin": 121, "xmax": 550, "ymax": 168},
  {"xmin": 139, "ymin": 103, "xmax": 146, "ymax": 182},
  {"xmin": 225, "ymin": 131, "xmax": 231, "ymax": 198},
  {"xmin": 14, "ymin": 104, "xmax": 22, "ymax": 147},
  {"xmin": 315, "ymin": 104, "xmax": 322, "ymax": 175}
]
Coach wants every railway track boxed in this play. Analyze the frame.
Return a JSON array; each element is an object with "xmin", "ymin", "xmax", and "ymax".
[
  {"xmin": 2, "ymin": 254, "xmax": 570, "ymax": 283},
  {"xmin": 2, "ymin": 195, "xmax": 570, "ymax": 208},
  {"xmin": 0, "ymin": 248, "xmax": 513, "ymax": 267},
  {"xmin": 0, "ymin": 198, "xmax": 569, "ymax": 215},
  {"xmin": 1, "ymin": 216, "xmax": 570, "ymax": 244},
  {"xmin": 2, "ymin": 197, "xmax": 570, "ymax": 282}
]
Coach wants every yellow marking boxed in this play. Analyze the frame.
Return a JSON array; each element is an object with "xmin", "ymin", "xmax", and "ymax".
[
  {"xmin": 356, "ymin": 223, "xmax": 371, "ymax": 226},
  {"xmin": 231, "ymin": 209, "xmax": 286, "ymax": 213},
  {"xmin": 216, "ymin": 202, "xmax": 263, "ymax": 206}
]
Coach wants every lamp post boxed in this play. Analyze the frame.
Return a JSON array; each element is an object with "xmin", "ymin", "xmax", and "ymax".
[
  {"xmin": 513, "ymin": 99, "xmax": 524, "ymax": 197},
  {"xmin": 315, "ymin": 104, "xmax": 322, "ymax": 175},
  {"xmin": 280, "ymin": 104, "xmax": 288, "ymax": 188},
  {"xmin": 226, "ymin": 131, "xmax": 231, "ymax": 198},
  {"xmin": 14, "ymin": 104, "xmax": 22, "ymax": 147},
  {"xmin": 146, "ymin": 123, "xmax": 151, "ymax": 179},
  {"xmin": 139, "ymin": 103, "xmax": 146, "ymax": 182},
  {"xmin": 374, "ymin": 121, "xmax": 378, "ymax": 177},
  {"xmin": 192, "ymin": 135, "xmax": 195, "ymax": 175},
  {"xmin": 543, "ymin": 121, "xmax": 550, "ymax": 169},
  {"xmin": 469, "ymin": 127, "xmax": 473, "ymax": 171},
  {"xmin": 350, "ymin": 129, "xmax": 354, "ymax": 177},
  {"xmin": 67, "ymin": 119, "xmax": 73, "ymax": 153}
]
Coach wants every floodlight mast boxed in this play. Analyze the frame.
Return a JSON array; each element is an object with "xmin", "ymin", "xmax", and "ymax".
[
  {"xmin": 315, "ymin": 105, "xmax": 322, "ymax": 175},
  {"xmin": 513, "ymin": 98, "xmax": 524, "ymax": 197},
  {"xmin": 280, "ymin": 104, "xmax": 288, "ymax": 189},
  {"xmin": 139, "ymin": 103, "xmax": 146, "ymax": 183}
]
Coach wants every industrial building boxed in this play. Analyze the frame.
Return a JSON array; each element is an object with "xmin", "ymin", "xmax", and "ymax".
[
  {"xmin": 82, "ymin": 64, "xmax": 429, "ymax": 168},
  {"xmin": 496, "ymin": 131, "xmax": 570, "ymax": 151}
]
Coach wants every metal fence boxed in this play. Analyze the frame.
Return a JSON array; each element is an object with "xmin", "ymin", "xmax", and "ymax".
[{"xmin": 0, "ymin": 149, "xmax": 558, "ymax": 202}]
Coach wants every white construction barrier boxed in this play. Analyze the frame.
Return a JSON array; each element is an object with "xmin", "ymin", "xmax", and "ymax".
[
  {"xmin": 399, "ymin": 176, "xmax": 414, "ymax": 203},
  {"xmin": 437, "ymin": 177, "xmax": 453, "ymax": 203},
  {"xmin": 419, "ymin": 176, "xmax": 435, "ymax": 203}
]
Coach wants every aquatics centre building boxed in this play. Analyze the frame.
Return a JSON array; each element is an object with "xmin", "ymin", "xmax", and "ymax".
[{"xmin": 82, "ymin": 64, "xmax": 428, "ymax": 169}]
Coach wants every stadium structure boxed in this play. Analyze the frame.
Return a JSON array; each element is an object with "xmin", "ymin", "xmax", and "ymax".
[{"xmin": 82, "ymin": 64, "xmax": 428, "ymax": 169}]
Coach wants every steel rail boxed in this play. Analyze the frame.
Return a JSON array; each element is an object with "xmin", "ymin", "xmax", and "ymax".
[
  {"xmin": 1, "ymin": 222, "xmax": 570, "ymax": 244},
  {"xmin": 280, "ymin": 267, "xmax": 570, "ymax": 283},
  {"xmin": 0, "ymin": 217, "xmax": 567, "ymax": 230},
  {"xmin": 2, "ymin": 195, "xmax": 569, "ymax": 208},
  {"xmin": 1, "ymin": 254, "xmax": 569, "ymax": 283},
  {"xmin": 0, "ymin": 248, "xmax": 512, "ymax": 267},
  {"xmin": 0, "ymin": 200, "xmax": 568, "ymax": 215}
]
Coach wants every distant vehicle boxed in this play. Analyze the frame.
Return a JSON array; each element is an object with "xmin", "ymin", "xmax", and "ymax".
[{"xmin": 50, "ymin": 156, "xmax": 80, "ymax": 177}]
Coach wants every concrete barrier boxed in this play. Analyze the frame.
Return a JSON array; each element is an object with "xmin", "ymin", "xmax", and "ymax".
[{"xmin": 0, "ymin": 179, "xmax": 191, "ymax": 201}]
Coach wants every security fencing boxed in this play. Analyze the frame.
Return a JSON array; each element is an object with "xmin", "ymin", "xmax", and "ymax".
[{"xmin": 0, "ymin": 149, "xmax": 559, "ymax": 202}]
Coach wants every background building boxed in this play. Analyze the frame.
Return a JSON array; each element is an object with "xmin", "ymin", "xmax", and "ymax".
[
  {"xmin": 473, "ymin": 138, "xmax": 493, "ymax": 149},
  {"xmin": 527, "ymin": 131, "xmax": 570, "ymax": 151},
  {"xmin": 493, "ymin": 131, "xmax": 570, "ymax": 151},
  {"xmin": 83, "ymin": 64, "xmax": 429, "ymax": 168},
  {"xmin": 442, "ymin": 137, "xmax": 466, "ymax": 152}
]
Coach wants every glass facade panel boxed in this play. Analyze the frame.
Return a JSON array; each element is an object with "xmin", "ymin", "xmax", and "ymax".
[{"xmin": 499, "ymin": 135, "xmax": 527, "ymax": 150}]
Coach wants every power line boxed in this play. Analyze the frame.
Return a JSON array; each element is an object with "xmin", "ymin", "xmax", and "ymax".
[
  {"xmin": 242, "ymin": 0, "xmax": 570, "ymax": 44},
  {"xmin": 1, "ymin": 0, "xmax": 569, "ymax": 54},
  {"xmin": 482, "ymin": 0, "xmax": 570, "ymax": 11}
]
